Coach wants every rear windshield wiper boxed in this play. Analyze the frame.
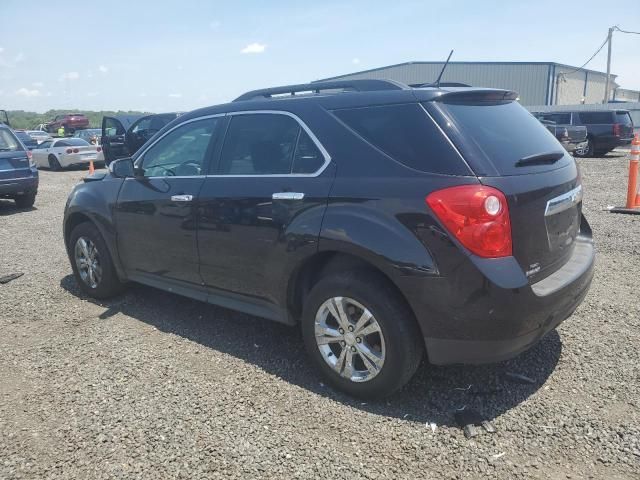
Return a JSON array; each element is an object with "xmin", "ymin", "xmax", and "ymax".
[{"xmin": 515, "ymin": 151, "xmax": 564, "ymax": 167}]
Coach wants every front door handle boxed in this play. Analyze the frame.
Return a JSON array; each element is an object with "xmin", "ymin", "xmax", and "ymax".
[
  {"xmin": 171, "ymin": 194, "xmax": 193, "ymax": 202},
  {"xmin": 272, "ymin": 192, "xmax": 305, "ymax": 200}
]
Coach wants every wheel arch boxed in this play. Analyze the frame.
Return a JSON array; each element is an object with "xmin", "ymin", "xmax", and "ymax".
[{"xmin": 287, "ymin": 250, "xmax": 425, "ymax": 337}]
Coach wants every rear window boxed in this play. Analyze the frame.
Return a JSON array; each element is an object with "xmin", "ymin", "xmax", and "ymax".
[
  {"xmin": 579, "ymin": 112, "xmax": 613, "ymax": 124},
  {"xmin": 14, "ymin": 131, "xmax": 32, "ymax": 142},
  {"xmin": 436, "ymin": 100, "xmax": 570, "ymax": 176},
  {"xmin": 333, "ymin": 103, "xmax": 469, "ymax": 175},
  {"xmin": 57, "ymin": 138, "xmax": 90, "ymax": 147},
  {"xmin": 614, "ymin": 111, "xmax": 633, "ymax": 125},
  {"xmin": 0, "ymin": 129, "xmax": 23, "ymax": 152}
]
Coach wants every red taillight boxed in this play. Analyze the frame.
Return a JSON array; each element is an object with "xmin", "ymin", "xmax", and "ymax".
[
  {"xmin": 72, "ymin": 148, "xmax": 79, "ymax": 153},
  {"xmin": 613, "ymin": 123, "xmax": 621, "ymax": 137},
  {"xmin": 426, "ymin": 185, "xmax": 512, "ymax": 258},
  {"xmin": 65, "ymin": 148, "xmax": 72, "ymax": 154},
  {"xmin": 97, "ymin": 147, "xmax": 102, "ymax": 152},
  {"xmin": 26, "ymin": 150, "xmax": 32, "ymax": 159}
]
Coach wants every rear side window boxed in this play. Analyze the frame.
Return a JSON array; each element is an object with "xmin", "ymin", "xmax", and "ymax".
[
  {"xmin": 0, "ymin": 129, "xmax": 23, "ymax": 152},
  {"xmin": 540, "ymin": 113, "xmax": 571, "ymax": 124},
  {"xmin": 333, "ymin": 104, "xmax": 468, "ymax": 175},
  {"xmin": 219, "ymin": 114, "xmax": 325, "ymax": 175},
  {"xmin": 579, "ymin": 112, "xmax": 613, "ymax": 124},
  {"xmin": 614, "ymin": 111, "xmax": 633, "ymax": 125},
  {"xmin": 436, "ymin": 100, "xmax": 571, "ymax": 176}
]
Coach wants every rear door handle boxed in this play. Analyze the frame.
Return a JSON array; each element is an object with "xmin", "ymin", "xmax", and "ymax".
[
  {"xmin": 171, "ymin": 194, "xmax": 193, "ymax": 202},
  {"xmin": 272, "ymin": 192, "xmax": 305, "ymax": 200}
]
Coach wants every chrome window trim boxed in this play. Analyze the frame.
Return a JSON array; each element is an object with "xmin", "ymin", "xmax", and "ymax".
[
  {"xmin": 135, "ymin": 110, "xmax": 332, "ymax": 179},
  {"xmin": 545, "ymin": 185, "xmax": 583, "ymax": 217}
]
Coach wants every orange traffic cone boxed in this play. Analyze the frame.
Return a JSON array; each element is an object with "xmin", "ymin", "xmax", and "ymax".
[
  {"xmin": 626, "ymin": 134, "xmax": 640, "ymax": 208},
  {"xmin": 610, "ymin": 133, "xmax": 640, "ymax": 215},
  {"xmin": 89, "ymin": 159, "xmax": 95, "ymax": 175}
]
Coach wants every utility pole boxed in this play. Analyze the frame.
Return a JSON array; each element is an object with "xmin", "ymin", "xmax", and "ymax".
[{"xmin": 603, "ymin": 26, "xmax": 613, "ymax": 104}]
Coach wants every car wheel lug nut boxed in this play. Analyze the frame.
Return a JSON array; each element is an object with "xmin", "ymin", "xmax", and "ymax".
[
  {"xmin": 339, "ymin": 328, "xmax": 344, "ymax": 334},
  {"xmin": 340, "ymin": 341, "xmax": 346, "ymax": 347},
  {"xmin": 348, "ymin": 325, "xmax": 354, "ymax": 332},
  {"xmin": 356, "ymin": 337, "xmax": 362, "ymax": 343},
  {"xmin": 351, "ymin": 346, "xmax": 356, "ymax": 352}
]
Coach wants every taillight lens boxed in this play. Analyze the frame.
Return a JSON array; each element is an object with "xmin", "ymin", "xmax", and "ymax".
[
  {"xmin": 72, "ymin": 148, "xmax": 79, "ymax": 153},
  {"xmin": 65, "ymin": 148, "xmax": 72, "ymax": 154},
  {"xmin": 97, "ymin": 146, "xmax": 102, "ymax": 152},
  {"xmin": 426, "ymin": 185, "xmax": 512, "ymax": 258},
  {"xmin": 613, "ymin": 123, "xmax": 621, "ymax": 137},
  {"xmin": 26, "ymin": 150, "xmax": 35, "ymax": 167}
]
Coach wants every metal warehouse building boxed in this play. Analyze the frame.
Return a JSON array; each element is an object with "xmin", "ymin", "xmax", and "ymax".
[{"xmin": 316, "ymin": 61, "xmax": 640, "ymax": 107}]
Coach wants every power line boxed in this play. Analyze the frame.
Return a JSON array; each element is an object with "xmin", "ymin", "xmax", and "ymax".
[
  {"xmin": 560, "ymin": 34, "xmax": 609, "ymax": 75},
  {"xmin": 614, "ymin": 26, "xmax": 640, "ymax": 35}
]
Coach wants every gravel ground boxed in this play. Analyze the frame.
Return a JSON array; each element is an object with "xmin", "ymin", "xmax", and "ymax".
[{"xmin": 1, "ymin": 153, "xmax": 638, "ymax": 479}]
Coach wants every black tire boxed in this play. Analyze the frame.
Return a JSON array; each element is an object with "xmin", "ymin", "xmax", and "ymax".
[
  {"xmin": 574, "ymin": 138, "xmax": 594, "ymax": 158},
  {"xmin": 301, "ymin": 270, "xmax": 424, "ymax": 399},
  {"xmin": 68, "ymin": 222, "xmax": 124, "ymax": 299},
  {"xmin": 14, "ymin": 192, "xmax": 36, "ymax": 208},
  {"xmin": 48, "ymin": 154, "xmax": 62, "ymax": 171}
]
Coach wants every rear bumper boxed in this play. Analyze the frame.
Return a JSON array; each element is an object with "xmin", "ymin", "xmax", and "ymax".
[
  {"xmin": 399, "ymin": 219, "xmax": 595, "ymax": 365},
  {"xmin": 0, "ymin": 172, "xmax": 39, "ymax": 197},
  {"xmin": 59, "ymin": 155, "xmax": 95, "ymax": 168}
]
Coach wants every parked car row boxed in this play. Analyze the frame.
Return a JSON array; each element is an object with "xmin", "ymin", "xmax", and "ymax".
[{"xmin": 532, "ymin": 110, "xmax": 634, "ymax": 157}]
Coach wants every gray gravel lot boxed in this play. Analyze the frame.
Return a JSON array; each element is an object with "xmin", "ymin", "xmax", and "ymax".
[{"xmin": 1, "ymin": 153, "xmax": 639, "ymax": 479}]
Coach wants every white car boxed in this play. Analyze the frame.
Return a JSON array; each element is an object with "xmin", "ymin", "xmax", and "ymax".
[
  {"xmin": 26, "ymin": 130, "xmax": 51, "ymax": 144},
  {"xmin": 32, "ymin": 138, "xmax": 101, "ymax": 171}
]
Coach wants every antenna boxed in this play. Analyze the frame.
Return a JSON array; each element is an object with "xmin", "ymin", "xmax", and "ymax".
[{"xmin": 434, "ymin": 50, "xmax": 454, "ymax": 87}]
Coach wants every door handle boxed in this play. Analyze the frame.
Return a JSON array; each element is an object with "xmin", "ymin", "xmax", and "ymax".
[
  {"xmin": 272, "ymin": 192, "xmax": 305, "ymax": 200},
  {"xmin": 171, "ymin": 194, "xmax": 193, "ymax": 202}
]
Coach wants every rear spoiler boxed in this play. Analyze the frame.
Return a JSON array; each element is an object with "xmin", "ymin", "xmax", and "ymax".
[{"xmin": 431, "ymin": 89, "xmax": 519, "ymax": 103}]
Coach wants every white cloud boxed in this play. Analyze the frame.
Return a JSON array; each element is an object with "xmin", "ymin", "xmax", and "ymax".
[
  {"xmin": 168, "ymin": 93, "xmax": 182, "ymax": 98},
  {"xmin": 209, "ymin": 20, "xmax": 221, "ymax": 30},
  {"xmin": 98, "ymin": 65, "xmax": 108, "ymax": 73},
  {"xmin": 241, "ymin": 42, "xmax": 266, "ymax": 54},
  {"xmin": 87, "ymin": 92, "xmax": 98, "ymax": 97},
  {"xmin": 352, "ymin": 58, "xmax": 361, "ymax": 65},
  {"xmin": 59, "ymin": 71, "xmax": 80, "ymax": 81},
  {"xmin": 32, "ymin": 81, "xmax": 44, "ymax": 88},
  {"xmin": 15, "ymin": 52, "xmax": 25, "ymax": 63},
  {"xmin": 16, "ymin": 87, "xmax": 41, "ymax": 97}
]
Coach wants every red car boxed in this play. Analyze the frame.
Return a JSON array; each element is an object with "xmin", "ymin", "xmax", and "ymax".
[{"xmin": 45, "ymin": 113, "xmax": 89, "ymax": 134}]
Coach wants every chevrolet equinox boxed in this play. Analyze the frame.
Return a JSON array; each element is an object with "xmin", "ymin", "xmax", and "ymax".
[{"xmin": 63, "ymin": 80, "xmax": 595, "ymax": 398}]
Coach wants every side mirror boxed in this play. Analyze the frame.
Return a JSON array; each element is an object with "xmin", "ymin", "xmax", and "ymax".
[{"xmin": 109, "ymin": 157, "xmax": 136, "ymax": 178}]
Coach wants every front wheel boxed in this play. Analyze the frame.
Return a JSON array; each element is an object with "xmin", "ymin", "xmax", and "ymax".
[
  {"xmin": 301, "ymin": 270, "xmax": 424, "ymax": 399},
  {"xmin": 68, "ymin": 222, "xmax": 124, "ymax": 299}
]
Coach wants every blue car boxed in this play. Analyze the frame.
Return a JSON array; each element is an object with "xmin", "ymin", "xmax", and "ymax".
[{"xmin": 0, "ymin": 124, "xmax": 38, "ymax": 208}]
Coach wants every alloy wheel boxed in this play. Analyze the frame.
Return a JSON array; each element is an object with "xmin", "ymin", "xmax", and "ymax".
[
  {"xmin": 74, "ymin": 237, "xmax": 102, "ymax": 289},
  {"xmin": 314, "ymin": 296, "xmax": 386, "ymax": 383}
]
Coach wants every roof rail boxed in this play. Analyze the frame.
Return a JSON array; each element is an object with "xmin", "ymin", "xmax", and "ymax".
[{"xmin": 233, "ymin": 79, "xmax": 408, "ymax": 102}]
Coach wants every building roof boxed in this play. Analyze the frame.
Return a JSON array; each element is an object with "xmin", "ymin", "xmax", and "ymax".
[{"xmin": 316, "ymin": 61, "xmax": 617, "ymax": 82}]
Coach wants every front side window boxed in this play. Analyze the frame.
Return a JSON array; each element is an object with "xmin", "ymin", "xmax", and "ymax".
[
  {"xmin": 140, "ymin": 118, "xmax": 218, "ymax": 177},
  {"xmin": 104, "ymin": 118, "xmax": 125, "ymax": 136},
  {"xmin": 37, "ymin": 140, "xmax": 53, "ymax": 149},
  {"xmin": 219, "ymin": 114, "xmax": 302, "ymax": 175},
  {"xmin": 579, "ymin": 112, "xmax": 613, "ymax": 124}
]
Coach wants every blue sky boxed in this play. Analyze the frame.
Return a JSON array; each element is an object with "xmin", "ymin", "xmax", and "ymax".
[{"xmin": 1, "ymin": 0, "xmax": 639, "ymax": 113}]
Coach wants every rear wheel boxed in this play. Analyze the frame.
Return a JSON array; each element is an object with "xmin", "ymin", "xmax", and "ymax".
[
  {"xmin": 69, "ymin": 222, "xmax": 124, "ymax": 299},
  {"xmin": 48, "ymin": 155, "xmax": 62, "ymax": 171},
  {"xmin": 14, "ymin": 192, "xmax": 36, "ymax": 208},
  {"xmin": 301, "ymin": 270, "xmax": 424, "ymax": 399},
  {"xmin": 574, "ymin": 138, "xmax": 594, "ymax": 158}
]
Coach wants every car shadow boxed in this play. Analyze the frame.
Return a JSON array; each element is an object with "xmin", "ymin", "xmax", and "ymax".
[
  {"xmin": 0, "ymin": 199, "xmax": 37, "ymax": 216},
  {"xmin": 60, "ymin": 274, "xmax": 562, "ymax": 428}
]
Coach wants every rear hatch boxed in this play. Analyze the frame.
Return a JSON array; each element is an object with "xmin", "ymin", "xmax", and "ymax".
[
  {"xmin": 425, "ymin": 92, "xmax": 582, "ymax": 281},
  {"xmin": 0, "ymin": 129, "xmax": 30, "ymax": 180}
]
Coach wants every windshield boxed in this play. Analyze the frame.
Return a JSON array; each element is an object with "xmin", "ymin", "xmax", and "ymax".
[
  {"xmin": 434, "ymin": 100, "xmax": 571, "ymax": 176},
  {"xmin": 0, "ymin": 129, "xmax": 23, "ymax": 152}
]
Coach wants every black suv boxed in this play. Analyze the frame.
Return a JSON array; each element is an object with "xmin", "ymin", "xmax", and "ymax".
[
  {"xmin": 63, "ymin": 80, "xmax": 595, "ymax": 398},
  {"xmin": 533, "ymin": 110, "xmax": 634, "ymax": 157}
]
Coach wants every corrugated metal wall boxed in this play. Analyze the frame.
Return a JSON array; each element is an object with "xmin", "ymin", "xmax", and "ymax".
[
  {"xmin": 551, "ymin": 66, "xmax": 611, "ymax": 105},
  {"xmin": 320, "ymin": 63, "xmax": 550, "ymax": 105},
  {"xmin": 613, "ymin": 88, "xmax": 640, "ymax": 102}
]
